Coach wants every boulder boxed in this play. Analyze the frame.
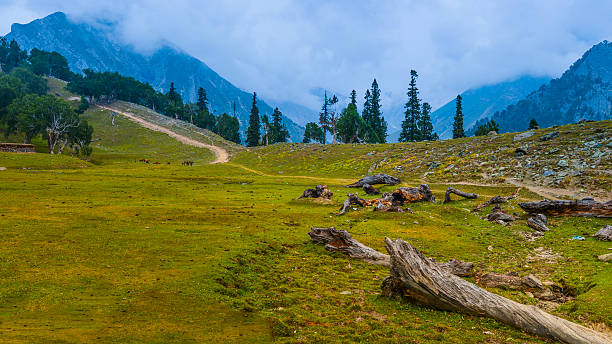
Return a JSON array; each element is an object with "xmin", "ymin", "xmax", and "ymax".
[{"xmin": 593, "ymin": 225, "xmax": 612, "ymax": 241}]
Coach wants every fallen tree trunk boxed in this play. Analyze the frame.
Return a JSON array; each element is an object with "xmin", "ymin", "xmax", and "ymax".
[
  {"xmin": 346, "ymin": 174, "xmax": 401, "ymax": 187},
  {"xmin": 473, "ymin": 187, "xmax": 521, "ymax": 212},
  {"xmin": 486, "ymin": 205, "xmax": 518, "ymax": 223},
  {"xmin": 297, "ymin": 185, "xmax": 333, "ymax": 200},
  {"xmin": 308, "ymin": 227, "xmax": 473, "ymax": 276},
  {"xmin": 519, "ymin": 198, "xmax": 612, "ymax": 218},
  {"xmin": 444, "ymin": 187, "xmax": 477, "ymax": 203},
  {"xmin": 381, "ymin": 238, "xmax": 611, "ymax": 344}
]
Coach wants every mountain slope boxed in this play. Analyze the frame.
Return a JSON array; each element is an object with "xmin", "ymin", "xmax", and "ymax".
[
  {"xmin": 472, "ymin": 41, "xmax": 612, "ymax": 133},
  {"xmin": 5, "ymin": 12, "xmax": 304, "ymax": 142},
  {"xmin": 431, "ymin": 76, "xmax": 549, "ymax": 139}
]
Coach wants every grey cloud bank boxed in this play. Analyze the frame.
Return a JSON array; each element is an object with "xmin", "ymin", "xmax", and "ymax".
[{"xmin": 1, "ymin": 0, "xmax": 610, "ymax": 113}]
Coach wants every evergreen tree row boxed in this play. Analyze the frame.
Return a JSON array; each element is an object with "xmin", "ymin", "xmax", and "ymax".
[{"xmin": 246, "ymin": 92, "xmax": 290, "ymax": 147}]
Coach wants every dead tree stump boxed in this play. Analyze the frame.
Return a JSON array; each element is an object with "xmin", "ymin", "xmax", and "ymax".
[
  {"xmin": 473, "ymin": 187, "xmax": 521, "ymax": 212},
  {"xmin": 519, "ymin": 198, "xmax": 612, "ymax": 218},
  {"xmin": 362, "ymin": 183, "xmax": 381, "ymax": 195},
  {"xmin": 381, "ymin": 238, "xmax": 611, "ymax": 344},
  {"xmin": 338, "ymin": 193, "xmax": 367, "ymax": 215},
  {"xmin": 297, "ymin": 185, "xmax": 333, "ymax": 200},
  {"xmin": 444, "ymin": 187, "xmax": 477, "ymax": 203},
  {"xmin": 527, "ymin": 214, "xmax": 549, "ymax": 232},
  {"xmin": 392, "ymin": 184, "xmax": 435, "ymax": 205}
]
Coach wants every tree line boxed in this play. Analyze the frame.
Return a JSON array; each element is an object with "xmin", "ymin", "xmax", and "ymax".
[
  {"xmin": 245, "ymin": 92, "xmax": 290, "ymax": 147},
  {"xmin": 0, "ymin": 38, "xmax": 93, "ymax": 156}
]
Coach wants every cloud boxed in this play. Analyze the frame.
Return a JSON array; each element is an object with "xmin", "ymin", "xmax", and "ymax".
[{"xmin": 1, "ymin": 0, "xmax": 611, "ymax": 117}]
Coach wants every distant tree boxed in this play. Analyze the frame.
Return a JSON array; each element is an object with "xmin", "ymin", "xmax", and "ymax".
[
  {"xmin": 319, "ymin": 91, "xmax": 330, "ymax": 144},
  {"xmin": 528, "ymin": 118, "xmax": 539, "ymax": 130},
  {"xmin": 28, "ymin": 49, "xmax": 73, "ymax": 81},
  {"xmin": 246, "ymin": 92, "xmax": 260, "ymax": 147},
  {"xmin": 69, "ymin": 119, "xmax": 94, "ymax": 157},
  {"xmin": 261, "ymin": 114, "xmax": 270, "ymax": 146},
  {"xmin": 419, "ymin": 102, "xmax": 438, "ymax": 141},
  {"xmin": 326, "ymin": 94, "xmax": 339, "ymax": 143},
  {"xmin": 216, "ymin": 113, "xmax": 241, "ymax": 144},
  {"xmin": 337, "ymin": 101, "xmax": 366, "ymax": 143},
  {"xmin": 350, "ymin": 89, "xmax": 357, "ymax": 107},
  {"xmin": 11, "ymin": 68, "xmax": 47, "ymax": 95},
  {"xmin": 0, "ymin": 39, "xmax": 27, "ymax": 72},
  {"xmin": 75, "ymin": 96, "xmax": 90, "ymax": 114},
  {"xmin": 474, "ymin": 119, "xmax": 499, "ymax": 136},
  {"xmin": 6, "ymin": 94, "xmax": 46, "ymax": 143},
  {"xmin": 399, "ymin": 70, "xmax": 421, "ymax": 142},
  {"xmin": 303, "ymin": 122, "xmax": 324, "ymax": 143},
  {"xmin": 362, "ymin": 79, "xmax": 387, "ymax": 143},
  {"xmin": 270, "ymin": 107, "xmax": 289, "ymax": 144},
  {"xmin": 452, "ymin": 94, "xmax": 465, "ymax": 139},
  {"xmin": 197, "ymin": 87, "xmax": 208, "ymax": 111}
]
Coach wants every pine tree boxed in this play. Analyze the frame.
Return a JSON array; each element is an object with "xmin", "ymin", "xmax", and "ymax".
[
  {"xmin": 261, "ymin": 114, "xmax": 270, "ymax": 146},
  {"xmin": 399, "ymin": 70, "xmax": 421, "ymax": 142},
  {"xmin": 362, "ymin": 79, "xmax": 386, "ymax": 143},
  {"xmin": 337, "ymin": 101, "xmax": 366, "ymax": 143},
  {"xmin": 319, "ymin": 91, "xmax": 329, "ymax": 144},
  {"xmin": 246, "ymin": 92, "xmax": 260, "ymax": 147},
  {"xmin": 327, "ymin": 94, "xmax": 339, "ymax": 143},
  {"xmin": 419, "ymin": 102, "xmax": 437, "ymax": 141},
  {"xmin": 197, "ymin": 87, "xmax": 208, "ymax": 111},
  {"xmin": 350, "ymin": 90, "xmax": 357, "ymax": 107},
  {"xmin": 303, "ymin": 122, "xmax": 324, "ymax": 143},
  {"xmin": 452, "ymin": 94, "xmax": 465, "ymax": 139},
  {"xmin": 270, "ymin": 107, "xmax": 289, "ymax": 143},
  {"xmin": 528, "ymin": 118, "xmax": 539, "ymax": 130}
]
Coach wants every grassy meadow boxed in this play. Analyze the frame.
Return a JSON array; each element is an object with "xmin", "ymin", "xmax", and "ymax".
[{"xmin": 0, "ymin": 99, "xmax": 610, "ymax": 343}]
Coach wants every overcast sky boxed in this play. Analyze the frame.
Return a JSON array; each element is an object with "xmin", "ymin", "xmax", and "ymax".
[{"xmin": 1, "ymin": 0, "xmax": 611, "ymax": 111}]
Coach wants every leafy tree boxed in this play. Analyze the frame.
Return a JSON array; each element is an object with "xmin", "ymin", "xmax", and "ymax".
[
  {"xmin": 270, "ymin": 107, "xmax": 289, "ymax": 144},
  {"xmin": 75, "ymin": 96, "xmax": 90, "ymax": 114},
  {"xmin": 418, "ymin": 102, "xmax": 437, "ymax": 141},
  {"xmin": 362, "ymin": 79, "xmax": 387, "ymax": 143},
  {"xmin": 528, "ymin": 118, "xmax": 539, "ymax": 130},
  {"xmin": 28, "ymin": 49, "xmax": 73, "ymax": 81},
  {"xmin": 69, "ymin": 119, "xmax": 94, "ymax": 157},
  {"xmin": 302, "ymin": 122, "xmax": 324, "ymax": 143},
  {"xmin": 11, "ymin": 68, "xmax": 47, "ymax": 95},
  {"xmin": 452, "ymin": 94, "xmax": 465, "ymax": 139},
  {"xmin": 246, "ymin": 92, "xmax": 260, "ymax": 147},
  {"xmin": 216, "ymin": 113, "xmax": 241, "ymax": 144},
  {"xmin": 0, "ymin": 39, "xmax": 27, "ymax": 72},
  {"xmin": 6, "ymin": 94, "xmax": 46, "ymax": 143},
  {"xmin": 474, "ymin": 119, "xmax": 499, "ymax": 136},
  {"xmin": 399, "ymin": 70, "xmax": 421, "ymax": 142},
  {"xmin": 337, "ymin": 101, "xmax": 366, "ymax": 143}
]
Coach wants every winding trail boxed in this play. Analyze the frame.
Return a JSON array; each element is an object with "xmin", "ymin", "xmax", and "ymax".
[{"xmin": 99, "ymin": 105, "xmax": 229, "ymax": 164}]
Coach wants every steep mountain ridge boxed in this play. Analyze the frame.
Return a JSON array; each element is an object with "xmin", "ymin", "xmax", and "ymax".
[
  {"xmin": 5, "ymin": 12, "xmax": 305, "ymax": 142},
  {"xmin": 471, "ymin": 40, "xmax": 612, "ymax": 133}
]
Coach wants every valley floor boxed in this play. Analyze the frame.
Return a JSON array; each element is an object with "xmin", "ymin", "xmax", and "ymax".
[{"xmin": 0, "ymin": 105, "xmax": 610, "ymax": 343}]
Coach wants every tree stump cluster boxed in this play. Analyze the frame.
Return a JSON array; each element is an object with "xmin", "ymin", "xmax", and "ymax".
[{"xmin": 297, "ymin": 185, "xmax": 333, "ymax": 200}]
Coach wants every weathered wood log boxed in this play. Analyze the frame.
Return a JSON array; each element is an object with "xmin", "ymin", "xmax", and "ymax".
[
  {"xmin": 338, "ymin": 193, "xmax": 367, "ymax": 215},
  {"xmin": 594, "ymin": 225, "xmax": 612, "ymax": 241},
  {"xmin": 309, "ymin": 227, "xmax": 390, "ymax": 266},
  {"xmin": 362, "ymin": 183, "xmax": 381, "ymax": 195},
  {"xmin": 346, "ymin": 173, "xmax": 401, "ymax": 187},
  {"xmin": 392, "ymin": 184, "xmax": 436, "ymax": 205},
  {"xmin": 381, "ymin": 238, "xmax": 611, "ymax": 344},
  {"xmin": 527, "ymin": 214, "xmax": 549, "ymax": 232},
  {"xmin": 479, "ymin": 272, "xmax": 544, "ymax": 290},
  {"xmin": 473, "ymin": 187, "xmax": 521, "ymax": 212},
  {"xmin": 297, "ymin": 185, "xmax": 333, "ymax": 200},
  {"xmin": 373, "ymin": 200, "xmax": 411, "ymax": 213},
  {"xmin": 519, "ymin": 198, "xmax": 612, "ymax": 218},
  {"xmin": 444, "ymin": 187, "xmax": 477, "ymax": 203},
  {"xmin": 486, "ymin": 205, "xmax": 517, "ymax": 223},
  {"xmin": 308, "ymin": 227, "xmax": 473, "ymax": 276}
]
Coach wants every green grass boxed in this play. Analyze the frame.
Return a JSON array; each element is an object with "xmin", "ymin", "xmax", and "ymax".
[{"xmin": 0, "ymin": 83, "xmax": 610, "ymax": 342}]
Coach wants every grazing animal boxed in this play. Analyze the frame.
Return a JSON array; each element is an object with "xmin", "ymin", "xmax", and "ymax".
[
  {"xmin": 182, "ymin": 161, "xmax": 194, "ymax": 166},
  {"xmin": 153, "ymin": 162, "xmax": 161, "ymax": 165}
]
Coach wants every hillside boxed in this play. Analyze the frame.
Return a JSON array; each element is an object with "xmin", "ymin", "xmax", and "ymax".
[
  {"xmin": 233, "ymin": 120, "xmax": 612, "ymax": 200},
  {"xmin": 5, "ymin": 12, "xmax": 305, "ymax": 142},
  {"xmin": 471, "ymin": 41, "xmax": 612, "ymax": 133}
]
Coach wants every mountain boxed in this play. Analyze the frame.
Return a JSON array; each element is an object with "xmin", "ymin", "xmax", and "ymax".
[
  {"xmin": 431, "ymin": 76, "xmax": 549, "ymax": 139},
  {"xmin": 470, "ymin": 41, "xmax": 612, "ymax": 134},
  {"xmin": 4, "ymin": 12, "xmax": 304, "ymax": 142}
]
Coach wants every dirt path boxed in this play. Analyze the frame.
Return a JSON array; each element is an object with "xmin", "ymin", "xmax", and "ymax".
[{"xmin": 99, "ymin": 105, "xmax": 229, "ymax": 164}]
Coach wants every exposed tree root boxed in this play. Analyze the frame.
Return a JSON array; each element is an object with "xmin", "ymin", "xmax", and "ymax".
[
  {"xmin": 519, "ymin": 198, "xmax": 612, "ymax": 218},
  {"xmin": 444, "ymin": 187, "xmax": 477, "ymax": 203}
]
